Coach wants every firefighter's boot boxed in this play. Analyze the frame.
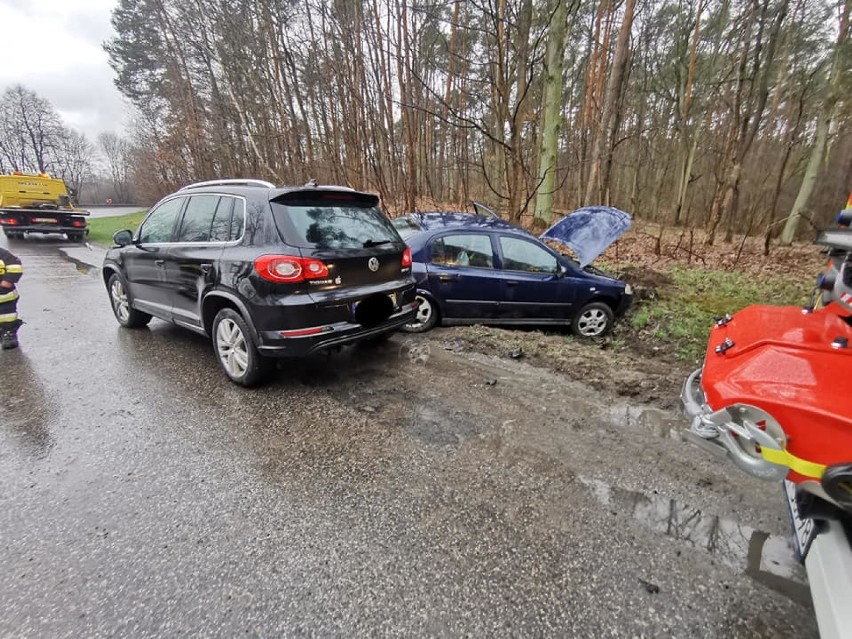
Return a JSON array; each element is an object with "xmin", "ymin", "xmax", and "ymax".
[{"xmin": 1, "ymin": 319, "xmax": 22, "ymax": 350}]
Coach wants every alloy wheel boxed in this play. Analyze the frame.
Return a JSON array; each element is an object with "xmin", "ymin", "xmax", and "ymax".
[
  {"xmin": 110, "ymin": 278, "xmax": 130, "ymax": 323},
  {"xmin": 216, "ymin": 318, "xmax": 250, "ymax": 378},
  {"xmin": 405, "ymin": 295, "xmax": 433, "ymax": 330},
  {"xmin": 576, "ymin": 308, "xmax": 609, "ymax": 336}
]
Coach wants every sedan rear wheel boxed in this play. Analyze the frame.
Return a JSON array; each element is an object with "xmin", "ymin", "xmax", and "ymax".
[
  {"xmin": 212, "ymin": 308, "xmax": 269, "ymax": 386},
  {"xmin": 572, "ymin": 302, "xmax": 614, "ymax": 337},
  {"xmin": 402, "ymin": 294, "xmax": 438, "ymax": 333}
]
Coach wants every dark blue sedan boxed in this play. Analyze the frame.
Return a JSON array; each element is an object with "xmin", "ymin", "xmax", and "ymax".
[{"xmin": 392, "ymin": 203, "xmax": 633, "ymax": 336}]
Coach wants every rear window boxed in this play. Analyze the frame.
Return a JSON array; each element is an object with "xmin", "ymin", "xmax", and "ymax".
[
  {"xmin": 392, "ymin": 216, "xmax": 422, "ymax": 241},
  {"xmin": 271, "ymin": 195, "xmax": 401, "ymax": 249}
]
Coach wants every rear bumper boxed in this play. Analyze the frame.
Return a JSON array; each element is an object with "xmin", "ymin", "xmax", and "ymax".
[
  {"xmin": 1, "ymin": 224, "xmax": 87, "ymax": 233},
  {"xmin": 806, "ymin": 519, "xmax": 852, "ymax": 639},
  {"xmin": 257, "ymin": 302, "xmax": 418, "ymax": 356}
]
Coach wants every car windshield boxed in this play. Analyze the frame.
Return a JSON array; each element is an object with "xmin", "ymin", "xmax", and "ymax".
[
  {"xmin": 392, "ymin": 216, "xmax": 422, "ymax": 241},
  {"xmin": 271, "ymin": 198, "xmax": 401, "ymax": 249}
]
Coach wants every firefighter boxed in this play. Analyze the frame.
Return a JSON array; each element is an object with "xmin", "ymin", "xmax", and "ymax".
[{"xmin": 0, "ymin": 245, "xmax": 23, "ymax": 349}]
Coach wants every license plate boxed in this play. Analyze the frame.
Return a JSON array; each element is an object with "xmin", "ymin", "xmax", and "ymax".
[
  {"xmin": 32, "ymin": 217, "xmax": 58, "ymax": 224},
  {"xmin": 351, "ymin": 293, "xmax": 397, "ymax": 313},
  {"xmin": 784, "ymin": 479, "xmax": 818, "ymax": 561}
]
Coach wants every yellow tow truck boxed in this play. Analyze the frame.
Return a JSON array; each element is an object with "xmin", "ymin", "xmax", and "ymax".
[{"xmin": 0, "ymin": 172, "xmax": 89, "ymax": 241}]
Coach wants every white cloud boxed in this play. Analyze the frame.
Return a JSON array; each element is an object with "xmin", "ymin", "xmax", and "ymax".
[{"xmin": 0, "ymin": 0, "xmax": 130, "ymax": 142}]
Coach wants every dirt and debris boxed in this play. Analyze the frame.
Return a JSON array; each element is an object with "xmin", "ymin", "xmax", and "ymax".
[
  {"xmin": 425, "ymin": 323, "xmax": 692, "ymax": 410},
  {"xmin": 639, "ymin": 578, "xmax": 661, "ymax": 595}
]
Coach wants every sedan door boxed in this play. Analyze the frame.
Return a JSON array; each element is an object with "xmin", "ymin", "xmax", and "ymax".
[
  {"xmin": 122, "ymin": 196, "xmax": 186, "ymax": 319},
  {"xmin": 494, "ymin": 235, "xmax": 574, "ymax": 321},
  {"xmin": 424, "ymin": 232, "xmax": 501, "ymax": 320}
]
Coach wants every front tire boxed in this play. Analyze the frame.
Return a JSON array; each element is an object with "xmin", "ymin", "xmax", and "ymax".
[
  {"xmin": 108, "ymin": 273, "xmax": 152, "ymax": 328},
  {"xmin": 212, "ymin": 308, "xmax": 269, "ymax": 387},
  {"xmin": 402, "ymin": 294, "xmax": 438, "ymax": 333},
  {"xmin": 572, "ymin": 301, "xmax": 614, "ymax": 337}
]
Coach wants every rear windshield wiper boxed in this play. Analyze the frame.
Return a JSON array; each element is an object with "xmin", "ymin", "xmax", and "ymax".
[{"xmin": 363, "ymin": 239, "xmax": 392, "ymax": 247}]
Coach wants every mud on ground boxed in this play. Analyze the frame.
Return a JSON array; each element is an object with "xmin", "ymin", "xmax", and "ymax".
[{"xmin": 422, "ymin": 322, "xmax": 692, "ymax": 410}]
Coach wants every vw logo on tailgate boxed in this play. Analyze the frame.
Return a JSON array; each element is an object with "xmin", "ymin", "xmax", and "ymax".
[{"xmin": 367, "ymin": 257, "xmax": 380, "ymax": 272}]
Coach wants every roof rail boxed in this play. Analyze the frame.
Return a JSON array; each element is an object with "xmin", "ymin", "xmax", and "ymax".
[{"xmin": 179, "ymin": 179, "xmax": 276, "ymax": 191}]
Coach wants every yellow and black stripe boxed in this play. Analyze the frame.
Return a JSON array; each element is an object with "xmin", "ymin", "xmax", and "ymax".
[{"xmin": 0, "ymin": 246, "xmax": 23, "ymax": 325}]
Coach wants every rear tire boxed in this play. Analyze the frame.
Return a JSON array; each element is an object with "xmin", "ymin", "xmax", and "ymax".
[
  {"xmin": 212, "ymin": 308, "xmax": 270, "ymax": 387},
  {"xmin": 571, "ymin": 301, "xmax": 614, "ymax": 337},
  {"xmin": 108, "ymin": 273, "xmax": 152, "ymax": 328},
  {"xmin": 402, "ymin": 294, "xmax": 438, "ymax": 333}
]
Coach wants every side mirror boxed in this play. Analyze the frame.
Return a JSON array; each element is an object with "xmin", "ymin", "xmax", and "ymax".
[
  {"xmin": 113, "ymin": 229, "xmax": 133, "ymax": 247},
  {"xmin": 556, "ymin": 263, "xmax": 568, "ymax": 278}
]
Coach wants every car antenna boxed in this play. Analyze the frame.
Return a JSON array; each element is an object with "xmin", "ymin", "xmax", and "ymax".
[{"xmin": 305, "ymin": 178, "xmax": 318, "ymax": 187}]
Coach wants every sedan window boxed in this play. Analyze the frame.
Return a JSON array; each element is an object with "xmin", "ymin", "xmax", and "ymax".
[
  {"xmin": 500, "ymin": 236, "xmax": 558, "ymax": 274},
  {"xmin": 430, "ymin": 234, "xmax": 494, "ymax": 268},
  {"xmin": 138, "ymin": 197, "xmax": 184, "ymax": 244},
  {"xmin": 392, "ymin": 216, "xmax": 421, "ymax": 241}
]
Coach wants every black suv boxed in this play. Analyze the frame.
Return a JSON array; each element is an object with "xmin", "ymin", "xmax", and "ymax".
[{"xmin": 103, "ymin": 179, "xmax": 417, "ymax": 386}]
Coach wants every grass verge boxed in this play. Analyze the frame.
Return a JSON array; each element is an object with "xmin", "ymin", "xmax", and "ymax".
[
  {"xmin": 626, "ymin": 266, "xmax": 814, "ymax": 362},
  {"xmin": 87, "ymin": 211, "xmax": 147, "ymax": 246}
]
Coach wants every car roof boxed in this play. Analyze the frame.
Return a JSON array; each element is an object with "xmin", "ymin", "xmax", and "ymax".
[
  {"xmin": 404, "ymin": 212, "xmax": 533, "ymax": 236},
  {"xmin": 176, "ymin": 181, "xmax": 376, "ymax": 202}
]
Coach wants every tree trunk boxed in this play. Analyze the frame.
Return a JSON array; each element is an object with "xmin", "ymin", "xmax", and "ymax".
[
  {"xmin": 534, "ymin": 0, "xmax": 572, "ymax": 227},
  {"xmin": 584, "ymin": 0, "xmax": 635, "ymax": 204},
  {"xmin": 779, "ymin": 112, "xmax": 830, "ymax": 244},
  {"xmin": 780, "ymin": 0, "xmax": 849, "ymax": 244}
]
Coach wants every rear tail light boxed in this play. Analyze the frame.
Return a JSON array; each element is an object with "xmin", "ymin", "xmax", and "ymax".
[
  {"xmin": 71, "ymin": 219, "xmax": 85, "ymax": 228},
  {"xmin": 0, "ymin": 218, "xmax": 17, "ymax": 225},
  {"xmin": 254, "ymin": 255, "xmax": 329, "ymax": 283},
  {"xmin": 402, "ymin": 247, "xmax": 412, "ymax": 268}
]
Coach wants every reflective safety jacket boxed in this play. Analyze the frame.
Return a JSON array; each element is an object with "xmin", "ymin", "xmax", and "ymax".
[{"xmin": 0, "ymin": 246, "xmax": 23, "ymax": 290}]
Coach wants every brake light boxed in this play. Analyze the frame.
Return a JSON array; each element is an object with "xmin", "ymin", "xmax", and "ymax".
[
  {"xmin": 401, "ymin": 247, "xmax": 412, "ymax": 268},
  {"xmin": 71, "ymin": 219, "xmax": 85, "ymax": 227},
  {"xmin": 254, "ymin": 255, "xmax": 329, "ymax": 283},
  {"xmin": 1, "ymin": 218, "xmax": 17, "ymax": 225}
]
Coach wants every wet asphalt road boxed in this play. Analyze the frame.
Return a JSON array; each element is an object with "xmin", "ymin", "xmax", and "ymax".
[{"xmin": 0, "ymin": 236, "xmax": 819, "ymax": 637}]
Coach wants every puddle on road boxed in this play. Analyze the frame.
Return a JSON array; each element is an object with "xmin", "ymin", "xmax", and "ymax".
[
  {"xmin": 579, "ymin": 476, "xmax": 811, "ymax": 605},
  {"xmin": 60, "ymin": 252, "xmax": 95, "ymax": 276},
  {"xmin": 406, "ymin": 404, "xmax": 484, "ymax": 446},
  {"xmin": 607, "ymin": 405, "xmax": 683, "ymax": 439}
]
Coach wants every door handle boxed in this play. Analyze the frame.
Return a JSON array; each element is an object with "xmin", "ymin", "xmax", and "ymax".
[
  {"xmin": 438, "ymin": 274, "xmax": 456, "ymax": 282},
  {"xmin": 200, "ymin": 263, "xmax": 212, "ymax": 274},
  {"xmin": 155, "ymin": 259, "xmax": 165, "ymax": 267},
  {"xmin": 506, "ymin": 280, "xmax": 519, "ymax": 286}
]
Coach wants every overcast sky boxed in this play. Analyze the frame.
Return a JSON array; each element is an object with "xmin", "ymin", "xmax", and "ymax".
[{"xmin": 0, "ymin": 0, "xmax": 130, "ymax": 143}]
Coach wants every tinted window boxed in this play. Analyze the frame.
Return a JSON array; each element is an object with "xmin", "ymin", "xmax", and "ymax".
[
  {"xmin": 177, "ymin": 195, "xmax": 221, "ymax": 242},
  {"xmin": 271, "ymin": 199, "xmax": 400, "ymax": 249},
  {"xmin": 500, "ymin": 236, "xmax": 558, "ymax": 273},
  {"xmin": 138, "ymin": 197, "xmax": 184, "ymax": 243},
  {"xmin": 431, "ymin": 234, "xmax": 494, "ymax": 268},
  {"xmin": 230, "ymin": 198, "xmax": 245, "ymax": 240},
  {"xmin": 210, "ymin": 197, "xmax": 235, "ymax": 242}
]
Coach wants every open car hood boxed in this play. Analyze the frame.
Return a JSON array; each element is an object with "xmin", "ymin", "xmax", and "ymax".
[{"xmin": 538, "ymin": 206, "xmax": 631, "ymax": 267}]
